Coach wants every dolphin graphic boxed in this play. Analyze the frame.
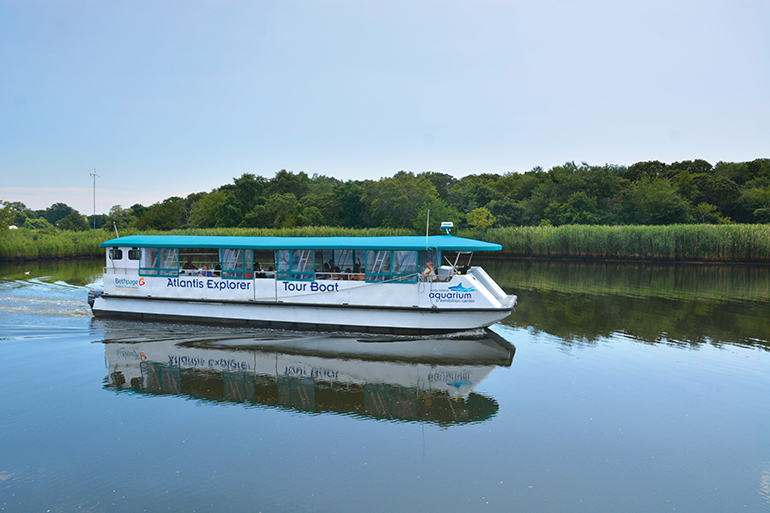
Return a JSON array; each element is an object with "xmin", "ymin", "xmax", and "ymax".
[{"xmin": 447, "ymin": 283, "xmax": 476, "ymax": 293}]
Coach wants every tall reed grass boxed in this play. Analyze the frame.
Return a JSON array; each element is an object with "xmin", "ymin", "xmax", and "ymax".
[
  {"xmin": 3, "ymin": 224, "xmax": 770, "ymax": 262},
  {"xmin": 461, "ymin": 224, "xmax": 770, "ymax": 262},
  {"xmin": 0, "ymin": 226, "xmax": 416, "ymax": 261},
  {"xmin": 0, "ymin": 228, "xmax": 112, "ymax": 261}
]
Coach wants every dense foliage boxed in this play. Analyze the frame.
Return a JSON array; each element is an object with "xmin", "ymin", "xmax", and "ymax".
[{"xmin": 2, "ymin": 158, "xmax": 769, "ymax": 234}]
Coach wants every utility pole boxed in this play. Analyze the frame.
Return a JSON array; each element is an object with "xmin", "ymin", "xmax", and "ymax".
[{"xmin": 90, "ymin": 169, "xmax": 100, "ymax": 230}]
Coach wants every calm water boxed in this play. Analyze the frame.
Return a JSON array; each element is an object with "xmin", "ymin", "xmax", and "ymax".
[{"xmin": 1, "ymin": 259, "xmax": 768, "ymax": 513}]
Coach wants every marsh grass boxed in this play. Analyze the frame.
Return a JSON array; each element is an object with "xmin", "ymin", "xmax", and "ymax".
[
  {"xmin": 462, "ymin": 224, "xmax": 770, "ymax": 262},
  {"xmin": 0, "ymin": 226, "xmax": 416, "ymax": 261},
  {"xmin": 3, "ymin": 224, "xmax": 770, "ymax": 262}
]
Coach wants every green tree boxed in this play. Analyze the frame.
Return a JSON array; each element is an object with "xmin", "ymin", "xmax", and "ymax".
[
  {"xmin": 269, "ymin": 170, "xmax": 310, "ymax": 198},
  {"xmin": 239, "ymin": 204, "xmax": 272, "ymax": 228},
  {"xmin": 57, "ymin": 210, "xmax": 89, "ymax": 231},
  {"xmin": 308, "ymin": 174, "xmax": 340, "ymax": 196},
  {"xmin": 135, "ymin": 198, "xmax": 185, "ymax": 230},
  {"xmin": 487, "ymin": 198, "xmax": 525, "ymax": 226},
  {"xmin": 299, "ymin": 193, "xmax": 339, "ymax": 226},
  {"xmin": 447, "ymin": 175, "xmax": 501, "ymax": 212},
  {"xmin": 24, "ymin": 217, "xmax": 53, "ymax": 230},
  {"xmin": 189, "ymin": 191, "xmax": 230, "ymax": 228},
  {"xmin": 466, "ymin": 207, "xmax": 496, "ymax": 230},
  {"xmin": 0, "ymin": 201, "xmax": 14, "ymax": 229},
  {"xmin": 297, "ymin": 206, "xmax": 326, "ymax": 227},
  {"xmin": 104, "ymin": 205, "xmax": 137, "ymax": 232},
  {"xmin": 43, "ymin": 203, "xmax": 76, "ymax": 225},
  {"xmin": 694, "ymin": 203, "xmax": 732, "ymax": 224},
  {"xmin": 417, "ymin": 172, "xmax": 457, "ymax": 202},
  {"xmin": 231, "ymin": 173, "xmax": 267, "ymax": 218},
  {"xmin": 629, "ymin": 177, "xmax": 692, "ymax": 225},
  {"xmin": 335, "ymin": 181, "xmax": 367, "ymax": 228},
  {"xmin": 368, "ymin": 172, "xmax": 440, "ymax": 228},
  {"xmin": 735, "ymin": 186, "xmax": 770, "ymax": 223},
  {"xmin": 623, "ymin": 160, "xmax": 665, "ymax": 183},
  {"xmin": 413, "ymin": 197, "xmax": 462, "ymax": 234},
  {"xmin": 266, "ymin": 193, "xmax": 299, "ymax": 228}
]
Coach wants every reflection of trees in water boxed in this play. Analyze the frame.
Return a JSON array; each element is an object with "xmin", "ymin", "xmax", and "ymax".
[
  {"xmin": 480, "ymin": 259, "xmax": 770, "ymax": 303},
  {"xmin": 0, "ymin": 258, "xmax": 104, "ymax": 287},
  {"xmin": 503, "ymin": 289, "xmax": 770, "ymax": 350}
]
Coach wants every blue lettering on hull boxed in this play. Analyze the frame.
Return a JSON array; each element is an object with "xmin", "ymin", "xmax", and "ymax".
[
  {"xmin": 164, "ymin": 278, "xmax": 251, "ymax": 291},
  {"xmin": 282, "ymin": 282, "xmax": 339, "ymax": 293}
]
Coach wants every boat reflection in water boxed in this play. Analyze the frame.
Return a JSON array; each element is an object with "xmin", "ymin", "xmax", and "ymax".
[{"xmin": 98, "ymin": 322, "xmax": 515, "ymax": 426}]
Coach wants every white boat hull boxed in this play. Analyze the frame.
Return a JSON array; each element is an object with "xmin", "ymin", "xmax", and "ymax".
[{"xmin": 92, "ymin": 295, "xmax": 513, "ymax": 334}]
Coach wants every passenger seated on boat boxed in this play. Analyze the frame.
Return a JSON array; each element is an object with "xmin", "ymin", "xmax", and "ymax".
[
  {"xmin": 344, "ymin": 267, "xmax": 352, "ymax": 280},
  {"xmin": 332, "ymin": 265, "xmax": 342, "ymax": 280},
  {"xmin": 352, "ymin": 262, "xmax": 365, "ymax": 281},
  {"xmin": 254, "ymin": 263, "xmax": 267, "ymax": 278},
  {"xmin": 213, "ymin": 264, "xmax": 221, "ymax": 277},
  {"xmin": 318, "ymin": 263, "xmax": 331, "ymax": 280},
  {"xmin": 182, "ymin": 257, "xmax": 197, "ymax": 270},
  {"xmin": 200, "ymin": 265, "xmax": 213, "ymax": 277},
  {"xmin": 423, "ymin": 262, "xmax": 437, "ymax": 282}
]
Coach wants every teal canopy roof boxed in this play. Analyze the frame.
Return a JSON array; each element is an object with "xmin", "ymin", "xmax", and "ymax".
[{"xmin": 99, "ymin": 234, "xmax": 502, "ymax": 252}]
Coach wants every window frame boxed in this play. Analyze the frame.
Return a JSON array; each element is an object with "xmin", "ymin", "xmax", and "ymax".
[
  {"xmin": 276, "ymin": 249, "xmax": 315, "ymax": 281},
  {"xmin": 139, "ymin": 247, "xmax": 179, "ymax": 277},
  {"xmin": 219, "ymin": 248, "xmax": 253, "ymax": 280}
]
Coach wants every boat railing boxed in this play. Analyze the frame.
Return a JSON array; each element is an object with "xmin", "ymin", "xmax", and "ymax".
[{"xmin": 104, "ymin": 267, "xmax": 134, "ymax": 275}]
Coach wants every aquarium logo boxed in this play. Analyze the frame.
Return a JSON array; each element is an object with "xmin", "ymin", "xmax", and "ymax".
[{"xmin": 428, "ymin": 282, "xmax": 477, "ymax": 303}]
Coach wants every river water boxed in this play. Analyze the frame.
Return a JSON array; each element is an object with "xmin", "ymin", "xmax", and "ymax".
[{"xmin": 1, "ymin": 259, "xmax": 768, "ymax": 512}]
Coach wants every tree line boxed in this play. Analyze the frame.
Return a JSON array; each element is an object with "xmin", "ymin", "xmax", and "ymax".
[{"xmin": 2, "ymin": 158, "xmax": 770, "ymax": 234}]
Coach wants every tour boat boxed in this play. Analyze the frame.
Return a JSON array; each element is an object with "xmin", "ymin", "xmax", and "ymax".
[{"xmin": 89, "ymin": 229, "xmax": 516, "ymax": 334}]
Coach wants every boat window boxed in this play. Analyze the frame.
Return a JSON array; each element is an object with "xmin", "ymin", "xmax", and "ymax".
[
  {"xmin": 276, "ymin": 249, "xmax": 314, "ymax": 281},
  {"xmin": 109, "ymin": 249, "xmax": 123, "ymax": 260},
  {"xmin": 219, "ymin": 249, "xmax": 253, "ymax": 279},
  {"xmin": 253, "ymin": 250, "xmax": 275, "ymax": 277},
  {"xmin": 392, "ymin": 251, "xmax": 418, "ymax": 282},
  {"xmin": 291, "ymin": 249, "xmax": 315, "ymax": 281},
  {"xmin": 320, "ymin": 249, "xmax": 362, "ymax": 281},
  {"xmin": 139, "ymin": 248, "xmax": 179, "ymax": 277},
  {"xmin": 276, "ymin": 250, "xmax": 291, "ymax": 280},
  {"xmin": 128, "ymin": 248, "xmax": 141, "ymax": 260},
  {"xmin": 365, "ymin": 250, "xmax": 391, "ymax": 282},
  {"xmin": 140, "ymin": 248, "xmax": 159, "ymax": 276},
  {"xmin": 160, "ymin": 248, "xmax": 179, "ymax": 276},
  {"xmin": 420, "ymin": 250, "xmax": 440, "ymax": 275}
]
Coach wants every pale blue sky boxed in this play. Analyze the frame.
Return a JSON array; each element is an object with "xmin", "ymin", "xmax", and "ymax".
[{"xmin": 2, "ymin": 0, "xmax": 769, "ymax": 215}]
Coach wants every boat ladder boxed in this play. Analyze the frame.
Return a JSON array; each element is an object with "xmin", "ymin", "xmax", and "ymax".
[{"xmin": 371, "ymin": 250, "xmax": 389, "ymax": 273}]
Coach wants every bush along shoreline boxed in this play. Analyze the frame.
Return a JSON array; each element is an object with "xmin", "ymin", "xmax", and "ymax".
[{"xmin": 2, "ymin": 224, "xmax": 770, "ymax": 263}]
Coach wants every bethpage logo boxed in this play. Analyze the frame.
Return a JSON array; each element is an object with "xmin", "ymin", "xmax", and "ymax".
[{"xmin": 115, "ymin": 277, "xmax": 142, "ymax": 292}]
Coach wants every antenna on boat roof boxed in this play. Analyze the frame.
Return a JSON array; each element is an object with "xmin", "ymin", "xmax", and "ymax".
[
  {"xmin": 113, "ymin": 222, "xmax": 119, "ymax": 238},
  {"xmin": 425, "ymin": 208, "xmax": 430, "ymax": 249}
]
